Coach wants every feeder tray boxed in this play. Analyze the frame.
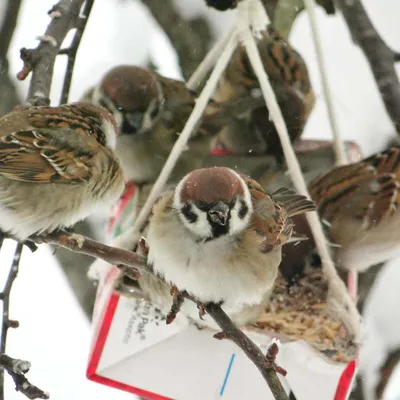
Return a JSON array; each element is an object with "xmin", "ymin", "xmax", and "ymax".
[{"xmin": 247, "ymin": 264, "xmax": 358, "ymax": 363}]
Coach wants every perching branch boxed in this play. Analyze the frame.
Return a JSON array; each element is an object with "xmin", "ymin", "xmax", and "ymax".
[
  {"xmin": 0, "ymin": 242, "xmax": 33, "ymax": 400},
  {"xmin": 0, "ymin": 354, "xmax": 49, "ymax": 400},
  {"xmin": 17, "ymin": 0, "xmax": 85, "ymax": 105},
  {"xmin": 335, "ymin": 0, "xmax": 400, "ymax": 133},
  {"xmin": 32, "ymin": 231, "xmax": 147, "ymax": 278},
  {"xmin": 208, "ymin": 304, "xmax": 289, "ymax": 400},
  {"xmin": 141, "ymin": 0, "xmax": 213, "ymax": 80},
  {"xmin": 30, "ymin": 230, "xmax": 288, "ymax": 400},
  {"xmin": 59, "ymin": 0, "xmax": 94, "ymax": 104}
]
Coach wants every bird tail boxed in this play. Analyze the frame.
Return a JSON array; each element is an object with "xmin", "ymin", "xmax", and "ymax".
[{"xmin": 271, "ymin": 187, "xmax": 316, "ymax": 217}]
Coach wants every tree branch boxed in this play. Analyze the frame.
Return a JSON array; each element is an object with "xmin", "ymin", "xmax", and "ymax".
[
  {"xmin": 207, "ymin": 304, "xmax": 289, "ymax": 400},
  {"xmin": 335, "ymin": 0, "xmax": 400, "ymax": 133},
  {"xmin": 0, "ymin": 354, "xmax": 49, "ymax": 400},
  {"xmin": 0, "ymin": 0, "xmax": 23, "ymax": 116},
  {"xmin": 17, "ymin": 0, "xmax": 85, "ymax": 105},
  {"xmin": 141, "ymin": 0, "xmax": 213, "ymax": 80},
  {"xmin": 0, "ymin": 0, "xmax": 22, "ymax": 60},
  {"xmin": 59, "ymin": 0, "xmax": 95, "ymax": 104},
  {"xmin": 30, "ymin": 230, "xmax": 289, "ymax": 399},
  {"xmin": 0, "ymin": 242, "xmax": 25, "ymax": 400}
]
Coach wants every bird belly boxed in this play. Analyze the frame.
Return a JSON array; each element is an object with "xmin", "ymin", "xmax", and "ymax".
[
  {"xmin": 0, "ymin": 179, "xmax": 121, "ymax": 240},
  {"xmin": 147, "ymin": 228, "xmax": 277, "ymax": 310},
  {"xmin": 336, "ymin": 214, "xmax": 400, "ymax": 271}
]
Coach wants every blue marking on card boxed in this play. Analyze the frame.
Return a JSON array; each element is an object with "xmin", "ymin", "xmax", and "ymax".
[{"xmin": 219, "ymin": 353, "xmax": 236, "ymax": 396}]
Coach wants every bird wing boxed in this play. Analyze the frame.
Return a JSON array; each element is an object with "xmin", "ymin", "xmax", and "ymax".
[
  {"xmin": 0, "ymin": 129, "xmax": 93, "ymax": 183},
  {"xmin": 309, "ymin": 148, "xmax": 400, "ymax": 229},
  {"xmin": 269, "ymin": 187, "xmax": 316, "ymax": 217},
  {"xmin": 240, "ymin": 174, "xmax": 296, "ymax": 253}
]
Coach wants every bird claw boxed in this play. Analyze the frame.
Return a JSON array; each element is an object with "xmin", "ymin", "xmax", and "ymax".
[
  {"xmin": 166, "ymin": 286, "xmax": 185, "ymax": 325},
  {"xmin": 196, "ymin": 302, "xmax": 207, "ymax": 320},
  {"xmin": 139, "ymin": 237, "xmax": 149, "ymax": 255}
]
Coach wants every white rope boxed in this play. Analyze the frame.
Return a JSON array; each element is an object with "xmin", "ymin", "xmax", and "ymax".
[
  {"xmin": 240, "ymin": 21, "xmax": 360, "ymax": 337},
  {"xmin": 303, "ymin": 0, "xmax": 348, "ymax": 166},
  {"xmin": 304, "ymin": 0, "xmax": 359, "ymax": 298},
  {"xmin": 120, "ymin": 27, "xmax": 240, "ymax": 247},
  {"xmin": 237, "ymin": 0, "xmax": 270, "ymax": 37},
  {"xmin": 187, "ymin": 24, "xmax": 236, "ymax": 90}
]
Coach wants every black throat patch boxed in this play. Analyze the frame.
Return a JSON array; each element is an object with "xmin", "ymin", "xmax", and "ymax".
[{"xmin": 206, "ymin": 212, "xmax": 231, "ymax": 240}]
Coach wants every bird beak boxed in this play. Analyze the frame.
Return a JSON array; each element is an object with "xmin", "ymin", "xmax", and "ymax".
[
  {"xmin": 123, "ymin": 111, "xmax": 144, "ymax": 135},
  {"xmin": 208, "ymin": 202, "xmax": 230, "ymax": 226}
]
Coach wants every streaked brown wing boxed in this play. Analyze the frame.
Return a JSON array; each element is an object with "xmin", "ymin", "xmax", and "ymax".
[
  {"xmin": 309, "ymin": 153, "xmax": 400, "ymax": 228},
  {"xmin": 240, "ymin": 173, "xmax": 293, "ymax": 253},
  {"xmin": 0, "ymin": 129, "xmax": 92, "ymax": 183}
]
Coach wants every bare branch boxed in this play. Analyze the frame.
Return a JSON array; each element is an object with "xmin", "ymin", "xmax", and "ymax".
[
  {"xmin": 335, "ymin": 0, "xmax": 400, "ymax": 133},
  {"xmin": 142, "ymin": 0, "xmax": 213, "ymax": 80},
  {"xmin": 0, "ymin": 0, "xmax": 23, "ymax": 116},
  {"xmin": 0, "ymin": 0, "xmax": 22, "ymax": 60},
  {"xmin": 17, "ymin": 0, "xmax": 85, "ymax": 105},
  {"xmin": 32, "ymin": 231, "xmax": 147, "ymax": 276},
  {"xmin": 29, "ymin": 231, "xmax": 289, "ymax": 398},
  {"xmin": 59, "ymin": 0, "xmax": 95, "ymax": 104},
  {"xmin": 207, "ymin": 304, "xmax": 289, "ymax": 400},
  {"xmin": 0, "ymin": 242, "xmax": 24, "ymax": 399},
  {"xmin": 0, "ymin": 354, "xmax": 49, "ymax": 400}
]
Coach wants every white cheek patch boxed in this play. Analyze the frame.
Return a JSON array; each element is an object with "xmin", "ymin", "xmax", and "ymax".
[
  {"xmin": 177, "ymin": 203, "xmax": 212, "ymax": 239},
  {"xmin": 102, "ymin": 119, "xmax": 117, "ymax": 150},
  {"xmin": 229, "ymin": 198, "xmax": 252, "ymax": 236},
  {"xmin": 228, "ymin": 171, "xmax": 254, "ymax": 236}
]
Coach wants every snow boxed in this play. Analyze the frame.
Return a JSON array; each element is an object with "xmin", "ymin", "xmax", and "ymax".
[{"xmin": 2, "ymin": 0, "xmax": 400, "ymax": 398}]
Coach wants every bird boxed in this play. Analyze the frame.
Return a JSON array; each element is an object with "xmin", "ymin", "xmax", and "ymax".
[
  {"xmin": 81, "ymin": 65, "xmax": 227, "ymax": 184},
  {"xmin": 139, "ymin": 166, "xmax": 316, "ymax": 328},
  {"xmin": 212, "ymin": 24, "xmax": 315, "ymax": 161},
  {"xmin": 0, "ymin": 102, "xmax": 125, "ymax": 240},
  {"xmin": 308, "ymin": 146, "xmax": 400, "ymax": 272}
]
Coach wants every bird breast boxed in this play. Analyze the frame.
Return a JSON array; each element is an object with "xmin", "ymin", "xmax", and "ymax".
[{"xmin": 146, "ymin": 209, "xmax": 280, "ymax": 310}]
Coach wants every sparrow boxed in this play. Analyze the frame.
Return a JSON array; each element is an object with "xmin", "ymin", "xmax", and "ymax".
[
  {"xmin": 81, "ymin": 65, "xmax": 225, "ymax": 184},
  {"xmin": 141, "ymin": 166, "xmax": 316, "ymax": 327},
  {"xmin": 308, "ymin": 146, "xmax": 400, "ymax": 272},
  {"xmin": 0, "ymin": 102, "xmax": 125, "ymax": 240},
  {"xmin": 212, "ymin": 25, "xmax": 315, "ymax": 161}
]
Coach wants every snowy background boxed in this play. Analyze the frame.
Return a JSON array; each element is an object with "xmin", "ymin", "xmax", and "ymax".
[{"xmin": 1, "ymin": 0, "xmax": 400, "ymax": 398}]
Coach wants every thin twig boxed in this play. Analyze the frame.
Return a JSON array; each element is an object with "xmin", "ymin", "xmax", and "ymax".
[
  {"xmin": 206, "ymin": 304, "xmax": 289, "ymax": 400},
  {"xmin": 0, "ymin": 242, "xmax": 23, "ymax": 400},
  {"xmin": 0, "ymin": 0, "xmax": 23, "ymax": 115},
  {"xmin": 303, "ymin": 0, "xmax": 347, "ymax": 166},
  {"xmin": 0, "ymin": 354, "xmax": 49, "ymax": 400},
  {"xmin": 29, "ymin": 231, "xmax": 288, "ymax": 399},
  {"xmin": 31, "ymin": 232, "xmax": 147, "ymax": 277},
  {"xmin": 59, "ymin": 0, "xmax": 95, "ymax": 104},
  {"xmin": 334, "ymin": 0, "xmax": 400, "ymax": 134},
  {"xmin": 142, "ymin": 0, "xmax": 213, "ymax": 79},
  {"xmin": 17, "ymin": 0, "xmax": 85, "ymax": 105},
  {"xmin": 0, "ymin": 0, "xmax": 22, "ymax": 60}
]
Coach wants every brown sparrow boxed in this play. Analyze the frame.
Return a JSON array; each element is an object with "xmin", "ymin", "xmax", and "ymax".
[
  {"xmin": 212, "ymin": 25, "xmax": 315, "ymax": 160},
  {"xmin": 81, "ymin": 65, "xmax": 225, "ymax": 184},
  {"xmin": 0, "ymin": 102, "xmax": 125, "ymax": 240},
  {"xmin": 308, "ymin": 146, "xmax": 400, "ymax": 272},
  {"xmin": 142, "ymin": 167, "xmax": 316, "ymax": 327}
]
